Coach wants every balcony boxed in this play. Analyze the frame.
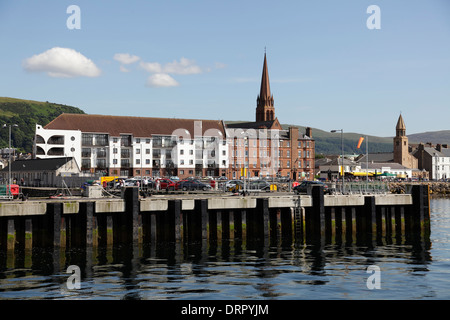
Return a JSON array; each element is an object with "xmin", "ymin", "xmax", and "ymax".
[
  {"xmin": 120, "ymin": 159, "xmax": 130, "ymax": 168},
  {"xmin": 121, "ymin": 149, "xmax": 131, "ymax": 158},
  {"xmin": 47, "ymin": 135, "xmax": 65, "ymax": 145}
]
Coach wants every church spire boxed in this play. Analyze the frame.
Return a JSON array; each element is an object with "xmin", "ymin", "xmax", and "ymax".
[
  {"xmin": 256, "ymin": 52, "xmax": 275, "ymax": 122},
  {"xmin": 396, "ymin": 114, "xmax": 406, "ymax": 137}
]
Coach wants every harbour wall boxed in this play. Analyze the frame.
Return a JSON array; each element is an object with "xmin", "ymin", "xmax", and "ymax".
[{"xmin": 0, "ymin": 185, "xmax": 430, "ymax": 251}]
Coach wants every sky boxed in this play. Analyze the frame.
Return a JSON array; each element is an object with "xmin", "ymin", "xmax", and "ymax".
[{"xmin": 0, "ymin": 0, "xmax": 449, "ymax": 137}]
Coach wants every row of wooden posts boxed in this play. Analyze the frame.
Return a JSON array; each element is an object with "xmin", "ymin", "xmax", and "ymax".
[{"xmin": 0, "ymin": 185, "xmax": 431, "ymax": 252}]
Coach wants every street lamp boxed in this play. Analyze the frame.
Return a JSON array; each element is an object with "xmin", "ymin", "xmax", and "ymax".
[
  {"xmin": 3, "ymin": 124, "xmax": 18, "ymax": 200},
  {"xmin": 331, "ymin": 129, "xmax": 344, "ymax": 194}
]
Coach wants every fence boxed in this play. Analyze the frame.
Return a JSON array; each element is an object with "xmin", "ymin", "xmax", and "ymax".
[{"xmin": 325, "ymin": 181, "xmax": 393, "ymax": 195}]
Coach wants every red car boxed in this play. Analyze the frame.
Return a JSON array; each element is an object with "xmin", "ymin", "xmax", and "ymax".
[{"xmin": 155, "ymin": 178, "xmax": 174, "ymax": 190}]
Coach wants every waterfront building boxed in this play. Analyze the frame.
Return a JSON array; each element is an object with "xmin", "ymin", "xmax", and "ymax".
[
  {"xmin": 35, "ymin": 116, "xmax": 228, "ymax": 179},
  {"xmin": 413, "ymin": 143, "xmax": 450, "ymax": 180},
  {"xmin": 0, "ymin": 157, "xmax": 79, "ymax": 186}
]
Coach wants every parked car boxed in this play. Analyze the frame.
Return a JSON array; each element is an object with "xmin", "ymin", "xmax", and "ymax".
[
  {"xmin": 177, "ymin": 179, "xmax": 212, "ymax": 191},
  {"xmin": 155, "ymin": 178, "xmax": 174, "ymax": 190},
  {"xmin": 124, "ymin": 179, "xmax": 139, "ymax": 187},
  {"xmin": 293, "ymin": 181, "xmax": 329, "ymax": 194},
  {"xmin": 225, "ymin": 180, "xmax": 243, "ymax": 191},
  {"xmin": 247, "ymin": 180, "xmax": 271, "ymax": 191}
]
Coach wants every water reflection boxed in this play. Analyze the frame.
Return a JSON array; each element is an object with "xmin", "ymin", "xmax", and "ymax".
[{"xmin": 1, "ymin": 198, "xmax": 449, "ymax": 299}]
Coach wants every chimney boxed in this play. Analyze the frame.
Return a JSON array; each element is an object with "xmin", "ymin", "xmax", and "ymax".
[
  {"xmin": 437, "ymin": 144, "xmax": 442, "ymax": 152},
  {"xmin": 443, "ymin": 144, "xmax": 448, "ymax": 149},
  {"xmin": 306, "ymin": 127, "xmax": 312, "ymax": 138}
]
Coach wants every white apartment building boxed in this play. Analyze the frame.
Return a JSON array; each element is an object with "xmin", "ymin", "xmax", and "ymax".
[{"xmin": 35, "ymin": 114, "xmax": 228, "ymax": 178}]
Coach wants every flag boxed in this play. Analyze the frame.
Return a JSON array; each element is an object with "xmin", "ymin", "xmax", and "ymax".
[{"xmin": 357, "ymin": 136, "xmax": 364, "ymax": 149}]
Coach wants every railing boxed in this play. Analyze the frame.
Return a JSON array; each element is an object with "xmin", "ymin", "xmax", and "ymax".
[{"xmin": 324, "ymin": 181, "xmax": 392, "ymax": 195}]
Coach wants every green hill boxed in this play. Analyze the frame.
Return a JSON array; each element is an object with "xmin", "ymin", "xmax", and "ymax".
[
  {"xmin": 0, "ymin": 97, "xmax": 85, "ymax": 153},
  {"xmin": 281, "ymin": 124, "xmax": 393, "ymax": 156}
]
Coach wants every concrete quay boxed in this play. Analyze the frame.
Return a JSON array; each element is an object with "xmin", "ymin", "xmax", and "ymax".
[{"xmin": 0, "ymin": 185, "xmax": 430, "ymax": 251}]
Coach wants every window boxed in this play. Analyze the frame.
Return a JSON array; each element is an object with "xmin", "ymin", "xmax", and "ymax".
[
  {"xmin": 298, "ymin": 150, "xmax": 302, "ymax": 158},
  {"xmin": 82, "ymin": 148, "xmax": 91, "ymax": 158},
  {"xmin": 146, "ymin": 139, "xmax": 150, "ymax": 144},
  {"xmin": 136, "ymin": 138, "xmax": 141, "ymax": 143},
  {"xmin": 113, "ymin": 159, "xmax": 118, "ymax": 165},
  {"xmin": 96, "ymin": 159, "xmax": 107, "ymax": 169},
  {"xmin": 189, "ymin": 160, "xmax": 193, "ymax": 165},
  {"xmin": 180, "ymin": 149, "xmax": 184, "ymax": 155},
  {"xmin": 81, "ymin": 159, "xmax": 91, "ymax": 169},
  {"xmin": 153, "ymin": 149, "xmax": 161, "ymax": 158},
  {"xmin": 136, "ymin": 148, "xmax": 141, "ymax": 154},
  {"xmin": 82, "ymin": 134, "xmax": 93, "ymax": 146},
  {"xmin": 136, "ymin": 159, "xmax": 140, "ymax": 165},
  {"xmin": 146, "ymin": 149, "xmax": 150, "ymax": 154},
  {"xmin": 222, "ymin": 150, "xmax": 226, "ymax": 156},
  {"xmin": 179, "ymin": 170, "xmax": 184, "ymax": 175},
  {"xmin": 146, "ymin": 159, "xmax": 150, "ymax": 165},
  {"xmin": 113, "ymin": 138, "xmax": 118, "ymax": 143},
  {"xmin": 189, "ymin": 150, "xmax": 194, "ymax": 155},
  {"xmin": 287, "ymin": 150, "xmax": 290, "ymax": 158},
  {"xmin": 113, "ymin": 148, "xmax": 118, "ymax": 154},
  {"xmin": 180, "ymin": 160, "xmax": 185, "ymax": 165},
  {"xmin": 287, "ymin": 161, "xmax": 290, "ymax": 168},
  {"xmin": 95, "ymin": 134, "xmax": 108, "ymax": 146}
]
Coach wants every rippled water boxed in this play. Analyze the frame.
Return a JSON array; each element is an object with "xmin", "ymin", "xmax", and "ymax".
[{"xmin": 1, "ymin": 198, "xmax": 450, "ymax": 300}]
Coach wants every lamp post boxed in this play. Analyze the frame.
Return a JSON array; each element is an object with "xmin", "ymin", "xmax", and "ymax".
[
  {"xmin": 331, "ymin": 129, "xmax": 344, "ymax": 194},
  {"xmin": 3, "ymin": 124, "xmax": 18, "ymax": 199}
]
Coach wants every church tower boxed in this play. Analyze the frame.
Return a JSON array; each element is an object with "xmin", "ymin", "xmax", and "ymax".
[
  {"xmin": 256, "ymin": 53, "xmax": 275, "ymax": 122},
  {"xmin": 394, "ymin": 114, "xmax": 408, "ymax": 165},
  {"xmin": 393, "ymin": 114, "xmax": 417, "ymax": 169}
]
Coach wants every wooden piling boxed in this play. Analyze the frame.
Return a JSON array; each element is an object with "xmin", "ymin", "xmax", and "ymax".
[{"xmin": 305, "ymin": 185, "xmax": 325, "ymax": 243}]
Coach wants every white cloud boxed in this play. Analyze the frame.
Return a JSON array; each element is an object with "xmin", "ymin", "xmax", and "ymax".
[
  {"xmin": 140, "ymin": 57, "xmax": 203, "ymax": 75},
  {"xmin": 163, "ymin": 57, "xmax": 202, "ymax": 75},
  {"xmin": 146, "ymin": 73, "xmax": 179, "ymax": 87},
  {"xmin": 23, "ymin": 47, "xmax": 101, "ymax": 78},
  {"xmin": 140, "ymin": 61, "xmax": 162, "ymax": 73},
  {"xmin": 113, "ymin": 53, "xmax": 140, "ymax": 65}
]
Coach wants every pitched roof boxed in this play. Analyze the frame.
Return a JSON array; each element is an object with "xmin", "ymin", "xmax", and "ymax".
[
  {"xmin": 44, "ymin": 113, "xmax": 226, "ymax": 138},
  {"xmin": 356, "ymin": 152, "xmax": 394, "ymax": 163},
  {"xmin": 225, "ymin": 118, "xmax": 283, "ymax": 130},
  {"xmin": 360, "ymin": 162, "xmax": 410, "ymax": 170},
  {"xmin": 1, "ymin": 157, "xmax": 74, "ymax": 172}
]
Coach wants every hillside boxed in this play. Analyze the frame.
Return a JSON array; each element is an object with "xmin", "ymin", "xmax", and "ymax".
[
  {"xmin": 281, "ymin": 124, "xmax": 394, "ymax": 155},
  {"xmin": 0, "ymin": 97, "xmax": 85, "ymax": 153},
  {"xmin": 407, "ymin": 130, "xmax": 450, "ymax": 145}
]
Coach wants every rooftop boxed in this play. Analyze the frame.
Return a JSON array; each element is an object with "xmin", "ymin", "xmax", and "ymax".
[{"xmin": 44, "ymin": 113, "xmax": 226, "ymax": 138}]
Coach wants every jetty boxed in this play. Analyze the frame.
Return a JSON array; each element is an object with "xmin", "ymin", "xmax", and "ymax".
[{"xmin": 0, "ymin": 184, "xmax": 431, "ymax": 252}]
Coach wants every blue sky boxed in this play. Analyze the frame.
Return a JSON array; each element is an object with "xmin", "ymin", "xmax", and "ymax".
[{"xmin": 1, "ymin": 0, "xmax": 449, "ymax": 137}]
